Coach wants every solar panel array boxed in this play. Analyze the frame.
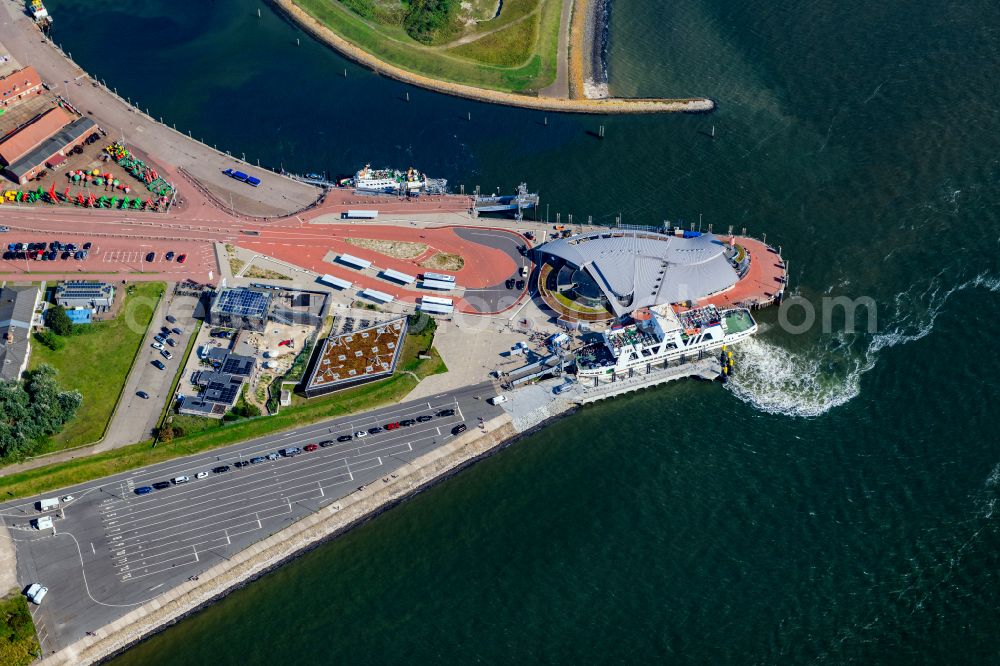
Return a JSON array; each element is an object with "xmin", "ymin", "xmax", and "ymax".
[
  {"xmin": 204, "ymin": 376, "xmax": 242, "ymax": 405},
  {"xmin": 216, "ymin": 289, "xmax": 270, "ymax": 318},
  {"xmin": 221, "ymin": 356, "xmax": 253, "ymax": 376},
  {"xmin": 58, "ymin": 283, "xmax": 112, "ymax": 299}
]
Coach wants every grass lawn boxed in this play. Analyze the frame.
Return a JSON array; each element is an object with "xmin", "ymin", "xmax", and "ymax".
[
  {"xmin": 29, "ymin": 282, "xmax": 163, "ymax": 452},
  {"xmin": 448, "ymin": 11, "xmax": 539, "ymax": 66},
  {"xmin": 293, "ymin": 0, "xmax": 560, "ymax": 93},
  {"xmin": 0, "ymin": 592, "xmax": 40, "ymax": 666}
]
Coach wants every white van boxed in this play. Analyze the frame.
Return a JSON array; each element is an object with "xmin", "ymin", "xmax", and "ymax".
[
  {"xmin": 488, "ymin": 394, "xmax": 508, "ymax": 405},
  {"xmin": 26, "ymin": 584, "xmax": 48, "ymax": 604},
  {"xmin": 173, "ymin": 475, "xmax": 190, "ymax": 484}
]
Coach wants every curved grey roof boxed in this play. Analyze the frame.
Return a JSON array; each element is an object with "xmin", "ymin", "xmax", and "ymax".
[{"xmin": 538, "ymin": 230, "xmax": 737, "ymax": 316}]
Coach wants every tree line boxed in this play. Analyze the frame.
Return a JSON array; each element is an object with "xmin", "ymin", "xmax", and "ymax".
[{"xmin": 0, "ymin": 365, "xmax": 82, "ymax": 461}]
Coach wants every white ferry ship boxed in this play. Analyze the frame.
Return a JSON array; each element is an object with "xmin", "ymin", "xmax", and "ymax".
[
  {"xmin": 575, "ymin": 304, "xmax": 757, "ymax": 383},
  {"xmin": 353, "ymin": 165, "xmax": 438, "ymax": 195}
]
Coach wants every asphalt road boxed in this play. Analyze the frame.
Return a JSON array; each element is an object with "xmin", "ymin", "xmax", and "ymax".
[
  {"xmin": 0, "ymin": 384, "xmax": 501, "ymax": 655},
  {"xmin": 454, "ymin": 227, "xmax": 528, "ymax": 313}
]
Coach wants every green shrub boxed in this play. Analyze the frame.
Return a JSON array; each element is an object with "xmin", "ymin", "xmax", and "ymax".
[
  {"xmin": 45, "ymin": 304, "xmax": 74, "ymax": 336},
  {"xmin": 33, "ymin": 329, "xmax": 64, "ymax": 351},
  {"xmin": 404, "ymin": 0, "xmax": 458, "ymax": 43}
]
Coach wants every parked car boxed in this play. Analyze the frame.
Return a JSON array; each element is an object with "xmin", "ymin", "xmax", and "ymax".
[
  {"xmin": 151, "ymin": 341, "xmax": 164, "ymax": 350},
  {"xmin": 134, "ymin": 486, "xmax": 153, "ymax": 495},
  {"xmin": 61, "ymin": 495, "xmax": 74, "ymax": 503},
  {"xmin": 165, "ymin": 251, "xmax": 175, "ymax": 261},
  {"xmin": 354, "ymin": 430, "xmax": 368, "ymax": 439},
  {"xmin": 212, "ymin": 465, "xmax": 231, "ymax": 474},
  {"xmin": 160, "ymin": 349, "xmax": 173, "ymax": 360},
  {"xmin": 0, "ymin": 226, "xmax": 8, "ymax": 232},
  {"xmin": 171, "ymin": 327, "xmax": 183, "ymax": 335},
  {"xmin": 250, "ymin": 456, "xmax": 265, "ymax": 465},
  {"xmin": 385, "ymin": 422, "xmax": 400, "ymax": 430},
  {"xmin": 177, "ymin": 254, "xmax": 186, "ymax": 263},
  {"xmin": 145, "ymin": 251, "xmax": 155, "ymax": 262},
  {"xmin": 280, "ymin": 447, "xmax": 301, "ymax": 457},
  {"xmin": 234, "ymin": 461, "xmax": 250, "ymax": 468},
  {"xmin": 266, "ymin": 452, "xmax": 280, "ymax": 461},
  {"xmin": 304, "ymin": 444, "xmax": 318, "ymax": 452},
  {"xmin": 26, "ymin": 584, "xmax": 47, "ymax": 605},
  {"xmin": 153, "ymin": 334, "xmax": 166, "ymax": 344},
  {"xmin": 516, "ymin": 280, "xmax": 525, "ymax": 290},
  {"xmin": 452, "ymin": 424, "xmax": 468, "ymax": 435},
  {"xmin": 165, "ymin": 338, "xmax": 176, "ymax": 347},
  {"xmin": 416, "ymin": 415, "xmax": 432, "ymax": 423},
  {"xmin": 173, "ymin": 475, "xmax": 190, "ymax": 484},
  {"xmin": 436, "ymin": 409, "xmax": 456, "ymax": 417},
  {"xmin": 152, "ymin": 481, "xmax": 171, "ymax": 490},
  {"xmin": 166, "ymin": 315, "xmax": 177, "ymax": 323},
  {"xmin": 83, "ymin": 242, "xmax": 92, "ymax": 250},
  {"xmin": 319, "ymin": 440, "xmax": 335, "ymax": 447},
  {"xmin": 152, "ymin": 360, "xmax": 165, "ymax": 370},
  {"xmin": 60, "ymin": 251, "xmax": 70, "ymax": 260},
  {"xmin": 337, "ymin": 435, "xmax": 353, "ymax": 442},
  {"xmin": 136, "ymin": 390, "xmax": 149, "ymax": 399},
  {"xmin": 400, "ymin": 419, "xmax": 415, "ymax": 427},
  {"xmin": 195, "ymin": 471, "xmax": 209, "ymax": 480},
  {"xmin": 368, "ymin": 426, "xmax": 383, "ymax": 435}
]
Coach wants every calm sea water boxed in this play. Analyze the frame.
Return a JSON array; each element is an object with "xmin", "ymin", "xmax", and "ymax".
[{"xmin": 45, "ymin": 0, "xmax": 1000, "ymax": 662}]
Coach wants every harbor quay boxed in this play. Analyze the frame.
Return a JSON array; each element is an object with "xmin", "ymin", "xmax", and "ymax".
[{"xmin": 0, "ymin": 3, "xmax": 788, "ymax": 664}]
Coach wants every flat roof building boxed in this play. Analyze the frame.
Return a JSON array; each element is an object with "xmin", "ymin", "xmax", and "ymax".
[
  {"xmin": 0, "ymin": 284, "xmax": 40, "ymax": 381},
  {"xmin": 420, "ymin": 278, "xmax": 457, "ymax": 291},
  {"xmin": 54, "ymin": 281, "xmax": 115, "ymax": 309},
  {"xmin": 360, "ymin": 288, "xmax": 394, "ymax": 303},
  {"xmin": 303, "ymin": 316, "xmax": 407, "ymax": 398},
  {"xmin": 337, "ymin": 253, "xmax": 372, "ymax": 270},
  {"xmin": 208, "ymin": 287, "xmax": 273, "ymax": 332},
  {"xmin": 319, "ymin": 274, "xmax": 352, "ymax": 290},
  {"xmin": 380, "ymin": 268, "xmax": 415, "ymax": 285}
]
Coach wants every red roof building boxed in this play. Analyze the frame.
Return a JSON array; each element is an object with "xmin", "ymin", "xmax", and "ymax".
[
  {"xmin": 0, "ymin": 66, "xmax": 43, "ymax": 108},
  {"xmin": 0, "ymin": 106, "xmax": 70, "ymax": 166}
]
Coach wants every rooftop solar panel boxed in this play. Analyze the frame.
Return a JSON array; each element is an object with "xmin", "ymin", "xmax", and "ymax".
[{"xmin": 215, "ymin": 288, "xmax": 270, "ymax": 318}]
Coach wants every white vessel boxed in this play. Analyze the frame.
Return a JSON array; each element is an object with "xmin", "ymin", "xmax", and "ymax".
[
  {"xmin": 353, "ymin": 165, "xmax": 442, "ymax": 195},
  {"xmin": 575, "ymin": 304, "xmax": 757, "ymax": 383}
]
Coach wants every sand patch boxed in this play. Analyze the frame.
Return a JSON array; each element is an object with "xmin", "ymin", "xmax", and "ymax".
[
  {"xmin": 420, "ymin": 252, "xmax": 465, "ymax": 271},
  {"xmin": 346, "ymin": 237, "xmax": 428, "ymax": 260}
]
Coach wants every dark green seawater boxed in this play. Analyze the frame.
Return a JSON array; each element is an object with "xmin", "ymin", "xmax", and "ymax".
[{"xmin": 46, "ymin": 0, "xmax": 1000, "ymax": 662}]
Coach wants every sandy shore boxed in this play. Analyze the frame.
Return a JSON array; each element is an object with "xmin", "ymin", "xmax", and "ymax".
[
  {"xmin": 38, "ymin": 412, "xmax": 565, "ymax": 665},
  {"xmin": 269, "ymin": 0, "xmax": 713, "ymax": 114}
]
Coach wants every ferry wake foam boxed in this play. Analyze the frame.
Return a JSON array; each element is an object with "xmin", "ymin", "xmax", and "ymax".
[{"xmin": 726, "ymin": 272, "xmax": 1000, "ymax": 417}]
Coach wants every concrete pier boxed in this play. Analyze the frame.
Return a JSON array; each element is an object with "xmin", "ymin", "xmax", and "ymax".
[{"xmin": 572, "ymin": 358, "xmax": 720, "ymax": 405}]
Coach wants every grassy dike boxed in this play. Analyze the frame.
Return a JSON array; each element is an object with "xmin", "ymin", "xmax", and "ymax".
[{"xmin": 287, "ymin": 0, "xmax": 560, "ymax": 92}]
